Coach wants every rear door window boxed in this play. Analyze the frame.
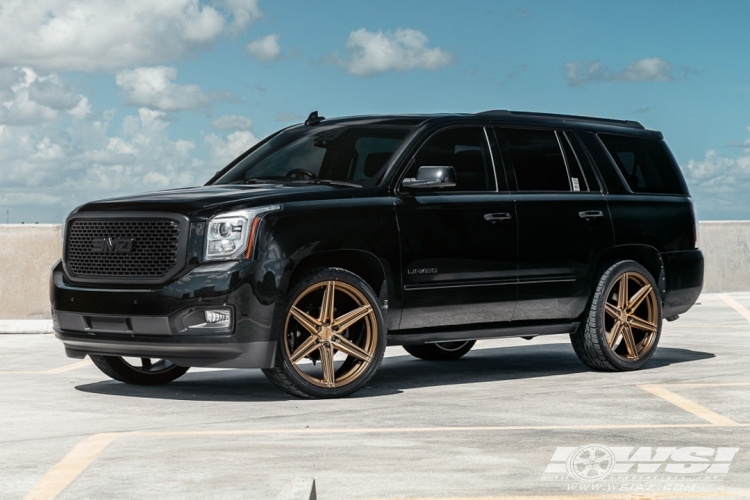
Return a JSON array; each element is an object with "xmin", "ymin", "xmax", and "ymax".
[
  {"xmin": 597, "ymin": 133, "xmax": 686, "ymax": 195},
  {"xmin": 497, "ymin": 128, "xmax": 582, "ymax": 192}
]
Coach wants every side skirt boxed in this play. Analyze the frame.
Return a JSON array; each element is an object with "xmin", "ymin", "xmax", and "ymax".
[{"xmin": 387, "ymin": 321, "xmax": 579, "ymax": 346}]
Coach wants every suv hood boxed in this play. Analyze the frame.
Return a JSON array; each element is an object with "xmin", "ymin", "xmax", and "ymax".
[{"xmin": 73, "ymin": 183, "xmax": 358, "ymax": 217}]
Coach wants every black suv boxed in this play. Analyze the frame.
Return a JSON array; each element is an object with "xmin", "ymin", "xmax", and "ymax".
[{"xmin": 51, "ymin": 110, "xmax": 703, "ymax": 398}]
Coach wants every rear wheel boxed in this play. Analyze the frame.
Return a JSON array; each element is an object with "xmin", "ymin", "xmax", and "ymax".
[
  {"xmin": 263, "ymin": 267, "xmax": 386, "ymax": 398},
  {"xmin": 403, "ymin": 340, "xmax": 476, "ymax": 360},
  {"xmin": 90, "ymin": 355, "xmax": 189, "ymax": 385},
  {"xmin": 571, "ymin": 260, "xmax": 662, "ymax": 371}
]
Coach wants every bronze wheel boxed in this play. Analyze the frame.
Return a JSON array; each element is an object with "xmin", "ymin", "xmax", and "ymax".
[
  {"xmin": 571, "ymin": 260, "xmax": 662, "ymax": 371},
  {"xmin": 602, "ymin": 271, "xmax": 659, "ymax": 362},
  {"xmin": 263, "ymin": 267, "xmax": 386, "ymax": 398}
]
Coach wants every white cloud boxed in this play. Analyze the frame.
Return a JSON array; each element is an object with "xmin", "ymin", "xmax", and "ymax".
[
  {"xmin": 0, "ymin": 0, "xmax": 261, "ymax": 72},
  {"xmin": 565, "ymin": 57, "xmax": 679, "ymax": 86},
  {"xmin": 222, "ymin": 0, "xmax": 262, "ymax": 32},
  {"xmin": 683, "ymin": 128, "xmax": 750, "ymax": 219},
  {"xmin": 0, "ymin": 107, "xmax": 217, "ymax": 223},
  {"xmin": 211, "ymin": 115, "xmax": 253, "ymax": 130},
  {"xmin": 0, "ymin": 67, "xmax": 90, "ymax": 125},
  {"xmin": 116, "ymin": 66, "xmax": 226, "ymax": 111},
  {"xmin": 205, "ymin": 130, "xmax": 258, "ymax": 166},
  {"xmin": 337, "ymin": 28, "xmax": 452, "ymax": 76},
  {"xmin": 245, "ymin": 34, "xmax": 282, "ymax": 62}
]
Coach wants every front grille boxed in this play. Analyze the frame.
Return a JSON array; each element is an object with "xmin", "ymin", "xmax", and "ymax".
[{"xmin": 65, "ymin": 217, "xmax": 185, "ymax": 282}]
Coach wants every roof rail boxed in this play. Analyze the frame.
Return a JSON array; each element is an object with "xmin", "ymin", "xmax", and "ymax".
[{"xmin": 476, "ymin": 110, "xmax": 645, "ymax": 130}]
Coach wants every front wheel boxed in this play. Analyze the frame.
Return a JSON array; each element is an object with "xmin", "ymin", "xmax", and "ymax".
[
  {"xmin": 571, "ymin": 260, "xmax": 662, "ymax": 371},
  {"xmin": 263, "ymin": 267, "xmax": 386, "ymax": 398},
  {"xmin": 90, "ymin": 355, "xmax": 189, "ymax": 385},
  {"xmin": 403, "ymin": 340, "xmax": 476, "ymax": 360}
]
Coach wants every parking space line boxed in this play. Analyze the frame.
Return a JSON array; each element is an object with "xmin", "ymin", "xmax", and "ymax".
[
  {"xmin": 26, "ymin": 420, "xmax": 749, "ymax": 500},
  {"xmin": 24, "ymin": 433, "xmax": 123, "ymax": 500},
  {"xmin": 720, "ymin": 294, "xmax": 750, "ymax": 322},
  {"xmin": 638, "ymin": 384, "xmax": 739, "ymax": 426},
  {"xmin": 663, "ymin": 382, "xmax": 750, "ymax": 387},
  {"xmin": 0, "ymin": 359, "xmax": 93, "ymax": 375},
  {"xmin": 42, "ymin": 359, "xmax": 93, "ymax": 374},
  {"xmin": 138, "ymin": 422, "xmax": 747, "ymax": 437}
]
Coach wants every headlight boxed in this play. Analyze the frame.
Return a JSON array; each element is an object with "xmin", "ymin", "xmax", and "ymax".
[{"xmin": 204, "ymin": 205, "xmax": 281, "ymax": 261}]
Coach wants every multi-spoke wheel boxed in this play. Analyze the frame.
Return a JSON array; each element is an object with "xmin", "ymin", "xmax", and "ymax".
[
  {"xmin": 571, "ymin": 260, "xmax": 662, "ymax": 371},
  {"xmin": 403, "ymin": 340, "xmax": 476, "ymax": 360},
  {"xmin": 89, "ymin": 355, "xmax": 189, "ymax": 385},
  {"xmin": 263, "ymin": 267, "xmax": 386, "ymax": 398}
]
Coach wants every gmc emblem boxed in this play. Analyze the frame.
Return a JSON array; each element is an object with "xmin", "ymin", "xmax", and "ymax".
[{"xmin": 91, "ymin": 237, "xmax": 135, "ymax": 253}]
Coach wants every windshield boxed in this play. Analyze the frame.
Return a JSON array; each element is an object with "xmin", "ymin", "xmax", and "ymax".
[{"xmin": 213, "ymin": 124, "xmax": 414, "ymax": 187}]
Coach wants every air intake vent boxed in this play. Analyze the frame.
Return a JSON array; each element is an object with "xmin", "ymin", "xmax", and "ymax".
[{"xmin": 64, "ymin": 214, "xmax": 188, "ymax": 284}]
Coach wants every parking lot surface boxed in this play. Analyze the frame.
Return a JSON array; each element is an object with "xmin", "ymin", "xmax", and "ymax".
[{"xmin": 2, "ymin": 293, "xmax": 750, "ymax": 500}]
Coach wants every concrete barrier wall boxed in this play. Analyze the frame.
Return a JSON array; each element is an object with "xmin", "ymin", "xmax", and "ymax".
[
  {"xmin": 0, "ymin": 225, "xmax": 62, "ymax": 320},
  {"xmin": 698, "ymin": 221, "xmax": 750, "ymax": 294},
  {"xmin": 1, "ymin": 222, "xmax": 749, "ymax": 319}
]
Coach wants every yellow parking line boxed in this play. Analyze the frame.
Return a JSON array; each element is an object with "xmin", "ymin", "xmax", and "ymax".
[
  {"xmin": 0, "ymin": 359, "xmax": 92, "ymax": 375},
  {"xmin": 25, "ymin": 421, "xmax": 750, "ymax": 500},
  {"xmin": 663, "ymin": 382, "xmax": 750, "ymax": 387},
  {"xmin": 43, "ymin": 359, "xmax": 93, "ymax": 374},
  {"xmin": 139, "ymin": 422, "xmax": 740, "ymax": 437},
  {"xmin": 639, "ymin": 384, "xmax": 739, "ymax": 426},
  {"xmin": 720, "ymin": 294, "xmax": 750, "ymax": 322},
  {"xmin": 24, "ymin": 433, "xmax": 123, "ymax": 500}
]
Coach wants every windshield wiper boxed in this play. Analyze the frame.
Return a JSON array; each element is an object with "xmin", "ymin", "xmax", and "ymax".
[
  {"xmin": 291, "ymin": 179, "xmax": 361, "ymax": 188},
  {"xmin": 228, "ymin": 178, "xmax": 281, "ymax": 185}
]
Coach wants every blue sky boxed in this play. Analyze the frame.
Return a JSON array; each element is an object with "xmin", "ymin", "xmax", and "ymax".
[{"xmin": 1, "ymin": 0, "xmax": 748, "ymax": 222}]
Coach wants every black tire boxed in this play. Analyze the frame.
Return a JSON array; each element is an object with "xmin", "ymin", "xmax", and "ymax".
[
  {"xmin": 90, "ymin": 355, "xmax": 189, "ymax": 385},
  {"xmin": 403, "ymin": 340, "xmax": 476, "ymax": 360},
  {"xmin": 571, "ymin": 260, "xmax": 662, "ymax": 371},
  {"xmin": 262, "ymin": 267, "xmax": 386, "ymax": 398}
]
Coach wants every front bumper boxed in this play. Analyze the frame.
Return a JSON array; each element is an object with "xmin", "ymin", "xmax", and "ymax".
[
  {"xmin": 662, "ymin": 249, "xmax": 704, "ymax": 318},
  {"xmin": 50, "ymin": 258, "xmax": 286, "ymax": 368}
]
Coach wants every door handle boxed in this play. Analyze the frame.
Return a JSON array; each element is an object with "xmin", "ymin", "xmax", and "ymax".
[
  {"xmin": 579, "ymin": 210, "xmax": 604, "ymax": 220},
  {"xmin": 484, "ymin": 212, "xmax": 512, "ymax": 222}
]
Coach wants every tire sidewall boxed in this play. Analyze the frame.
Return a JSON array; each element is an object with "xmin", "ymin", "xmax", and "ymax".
[
  {"xmin": 277, "ymin": 267, "xmax": 387, "ymax": 398},
  {"xmin": 90, "ymin": 355, "xmax": 188, "ymax": 385}
]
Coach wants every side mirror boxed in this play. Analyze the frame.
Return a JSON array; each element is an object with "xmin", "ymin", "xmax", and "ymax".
[{"xmin": 402, "ymin": 166, "xmax": 457, "ymax": 190}]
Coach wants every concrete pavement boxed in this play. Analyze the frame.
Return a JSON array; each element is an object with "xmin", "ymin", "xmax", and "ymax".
[{"xmin": 2, "ymin": 293, "xmax": 750, "ymax": 499}]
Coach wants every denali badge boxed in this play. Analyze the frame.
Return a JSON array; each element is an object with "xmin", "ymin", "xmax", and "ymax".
[
  {"xmin": 91, "ymin": 237, "xmax": 135, "ymax": 253},
  {"xmin": 408, "ymin": 268, "xmax": 438, "ymax": 275}
]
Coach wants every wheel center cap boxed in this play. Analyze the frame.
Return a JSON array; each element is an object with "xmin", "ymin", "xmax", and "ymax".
[{"xmin": 319, "ymin": 326, "xmax": 333, "ymax": 341}]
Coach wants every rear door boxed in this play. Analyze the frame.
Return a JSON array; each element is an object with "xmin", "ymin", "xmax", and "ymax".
[
  {"xmin": 494, "ymin": 127, "xmax": 614, "ymax": 321},
  {"xmin": 396, "ymin": 125, "xmax": 518, "ymax": 330}
]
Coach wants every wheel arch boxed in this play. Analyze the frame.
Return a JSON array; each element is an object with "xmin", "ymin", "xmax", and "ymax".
[
  {"xmin": 288, "ymin": 249, "xmax": 390, "ymax": 305},
  {"xmin": 596, "ymin": 244, "xmax": 666, "ymax": 300}
]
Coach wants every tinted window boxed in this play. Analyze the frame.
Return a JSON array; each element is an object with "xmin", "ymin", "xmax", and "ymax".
[
  {"xmin": 407, "ymin": 127, "xmax": 495, "ymax": 191},
  {"xmin": 598, "ymin": 133, "xmax": 686, "ymax": 194},
  {"xmin": 214, "ymin": 125, "xmax": 412, "ymax": 187},
  {"xmin": 559, "ymin": 132, "xmax": 589, "ymax": 192},
  {"xmin": 499, "ymin": 128, "xmax": 571, "ymax": 191}
]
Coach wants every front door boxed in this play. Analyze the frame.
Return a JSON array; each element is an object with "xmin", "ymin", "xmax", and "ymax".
[{"xmin": 396, "ymin": 126, "xmax": 518, "ymax": 330}]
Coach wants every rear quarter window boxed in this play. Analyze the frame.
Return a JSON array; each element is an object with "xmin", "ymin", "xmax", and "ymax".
[{"xmin": 598, "ymin": 133, "xmax": 687, "ymax": 195}]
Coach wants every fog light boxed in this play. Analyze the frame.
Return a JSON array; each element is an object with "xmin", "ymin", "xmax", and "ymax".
[
  {"xmin": 181, "ymin": 308, "xmax": 233, "ymax": 333},
  {"xmin": 205, "ymin": 309, "xmax": 230, "ymax": 325}
]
